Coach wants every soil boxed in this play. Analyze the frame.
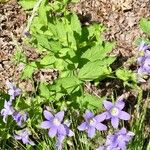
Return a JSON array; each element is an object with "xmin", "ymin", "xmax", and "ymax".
[
  {"xmin": 0, "ymin": 0, "xmax": 150, "ymax": 92},
  {"xmin": 0, "ymin": 0, "xmax": 26, "ymax": 91}
]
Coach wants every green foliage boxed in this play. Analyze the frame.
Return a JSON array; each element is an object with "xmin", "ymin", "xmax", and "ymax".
[
  {"xmin": 78, "ymin": 60, "xmax": 112, "ymax": 81},
  {"xmin": 115, "ymin": 68, "xmax": 137, "ymax": 87},
  {"xmin": 18, "ymin": 0, "xmax": 38, "ymax": 10},
  {"xmin": 19, "ymin": 0, "xmax": 116, "ymax": 111},
  {"xmin": 79, "ymin": 93, "xmax": 105, "ymax": 110},
  {"xmin": 4, "ymin": 0, "xmax": 144, "ymax": 149},
  {"xmin": 140, "ymin": 18, "xmax": 150, "ymax": 36},
  {"xmin": 21, "ymin": 62, "xmax": 37, "ymax": 79}
]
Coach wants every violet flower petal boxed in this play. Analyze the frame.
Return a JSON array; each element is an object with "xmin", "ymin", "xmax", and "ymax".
[
  {"xmin": 119, "ymin": 111, "xmax": 130, "ymax": 120},
  {"xmin": 111, "ymin": 117, "xmax": 119, "ymax": 128},
  {"xmin": 118, "ymin": 141, "xmax": 126, "ymax": 150},
  {"xmin": 44, "ymin": 110, "xmax": 53, "ymax": 120},
  {"xmin": 77, "ymin": 122, "xmax": 87, "ymax": 131},
  {"xmin": 95, "ymin": 113, "xmax": 106, "ymax": 122},
  {"xmin": 96, "ymin": 147, "xmax": 105, "ymax": 150},
  {"xmin": 41, "ymin": 121, "xmax": 52, "ymax": 129},
  {"xmin": 57, "ymin": 124, "xmax": 66, "ymax": 135},
  {"xmin": 14, "ymin": 135, "xmax": 22, "ymax": 140},
  {"xmin": 84, "ymin": 110, "xmax": 94, "ymax": 119},
  {"xmin": 55, "ymin": 111, "xmax": 64, "ymax": 122},
  {"xmin": 95, "ymin": 122, "xmax": 107, "ymax": 131},
  {"xmin": 103, "ymin": 100, "xmax": 113, "ymax": 110},
  {"xmin": 48, "ymin": 127, "xmax": 57, "ymax": 138},
  {"xmin": 115, "ymin": 100, "xmax": 125, "ymax": 110},
  {"xmin": 87, "ymin": 126, "xmax": 95, "ymax": 138}
]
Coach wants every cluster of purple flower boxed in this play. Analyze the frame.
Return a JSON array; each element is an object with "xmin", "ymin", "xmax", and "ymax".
[
  {"xmin": 77, "ymin": 99, "xmax": 134, "ymax": 150},
  {"xmin": 137, "ymin": 41, "xmax": 150, "ymax": 82},
  {"xmin": 0, "ymin": 81, "xmax": 33, "ymax": 145},
  {"xmin": 41, "ymin": 99, "xmax": 134, "ymax": 150},
  {"xmin": 97, "ymin": 128, "xmax": 134, "ymax": 150},
  {"xmin": 0, "ymin": 81, "xmax": 134, "ymax": 149}
]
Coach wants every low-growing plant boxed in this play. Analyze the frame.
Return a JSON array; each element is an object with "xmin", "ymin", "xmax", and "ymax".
[{"xmin": 0, "ymin": 0, "xmax": 150, "ymax": 150}]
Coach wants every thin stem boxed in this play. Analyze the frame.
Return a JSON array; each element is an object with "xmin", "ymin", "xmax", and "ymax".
[
  {"xmin": 84, "ymin": 83, "xmax": 101, "ymax": 98},
  {"xmin": 24, "ymin": 0, "xmax": 43, "ymax": 34}
]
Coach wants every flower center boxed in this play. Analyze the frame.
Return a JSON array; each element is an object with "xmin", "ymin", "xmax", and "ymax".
[
  {"xmin": 139, "ymin": 51, "xmax": 145, "ymax": 57},
  {"xmin": 89, "ymin": 118, "xmax": 96, "ymax": 125},
  {"xmin": 110, "ymin": 107, "xmax": 119, "ymax": 116},
  {"xmin": 53, "ymin": 118, "xmax": 61, "ymax": 126}
]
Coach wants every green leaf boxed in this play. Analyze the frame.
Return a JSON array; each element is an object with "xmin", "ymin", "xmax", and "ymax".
[
  {"xmin": 140, "ymin": 18, "xmax": 150, "ymax": 36},
  {"xmin": 39, "ymin": 82, "xmax": 51, "ymax": 99},
  {"xmin": 19, "ymin": 0, "xmax": 37, "ymax": 10},
  {"xmin": 21, "ymin": 62, "xmax": 37, "ymax": 79},
  {"xmin": 116, "ymin": 69, "xmax": 137, "ymax": 82},
  {"xmin": 55, "ymin": 19, "xmax": 68, "ymax": 46},
  {"xmin": 49, "ymin": 40, "xmax": 62, "ymax": 53},
  {"xmin": 78, "ymin": 60, "xmax": 112, "ymax": 81},
  {"xmin": 39, "ymin": 55, "xmax": 56, "ymax": 67},
  {"xmin": 70, "ymin": 13, "xmax": 81, "ymax": 35},
  {"xmin": 38, "ymin": 3, "xmax": 48, "ymax": 26},
  {"xmin": 87, "ymin": 23, "xmax": 105, "ymax": 42},
  {"xmin": 12, "ymin": 48, "xmax": 26, "ymax": 63},
  {"xmin": 31, "ymin": 17, "xmax": 44, "ymax": 33},
  {"xmin": 0, "ymin": 91, "xmax": 9, "ymax": 102},
  {"xmin": 66, "ymin": 27, "xmax": 77, "ymax": 50},
  {"xmin": 103, "ymin": 42, "xmax": 115, "ymax": 56},
  {"xmin": 101, "ymin": 57, "xmax": 116, "ymax": 66},
  {"xmin": 81, "ymin": 43, "xmax": 115, "ymax": 62},
  {"xmin": 50, "ymin": 76, "xmax": 82, "ymax": 94},
  {"xmin": 36, "ymin": 35, "xmax": 51, "ymax": 50},
  {"xmin": 47, "ymin": 23, "xmax": 57, "ymax": 37},
  {"xmin": 78, "ymin": 93, "xmax": 105, "ymax": 110}
]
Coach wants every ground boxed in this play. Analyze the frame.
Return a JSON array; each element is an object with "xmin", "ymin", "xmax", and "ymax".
[
  {"xmin": 0, "ymin": 0, "xmax": 150, "ymax": 90},
  {"xmin": 0, "ymin": 0, "xmax": 150, "ymax": 148}
]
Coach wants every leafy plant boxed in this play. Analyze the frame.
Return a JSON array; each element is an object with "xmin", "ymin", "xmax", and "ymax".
[
  {"xmin": 18, "ymin": 0, "xmax": 116, "ymax": 111},
  {"xmin": 140, "ymin": 18, "xmax": 150, "ymax": 37},
  {"xmin": 1, "ymin": 0, "xmax": 146, "ymax": 150}
]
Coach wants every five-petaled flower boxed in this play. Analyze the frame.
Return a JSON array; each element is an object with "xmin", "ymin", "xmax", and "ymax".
[
  {"xmin": 97, "ymin": 127, "xmax": 134, "ymax": 150},
  {"xmin": 14, "ymin": 128, "xmax": 35, "ymax": 145},
  {"xmin": 78, "ymin": 110, "xmax": 107, "ymax": 138},
  {"xmin": 41, "ymin": 110, "xmax": 67, "ymax": 137},
  {"xmin": 101, "ymin": 100, "xmax": 130, "ymax": 128},
  {"xmin": 6, "ymin": 81, "xmax": 21, "ymax": 101},
  {"xmin": 1, "ymin": 100, "xmax": 15, "ymax": 123},
  {"xmin": 41, "ymin": 110, "xmax": 74, "ymax": 150}
]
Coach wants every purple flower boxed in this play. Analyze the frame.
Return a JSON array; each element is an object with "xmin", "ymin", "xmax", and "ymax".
[
  {"xmin": 97, "ymin": 128, "xmax": 134, "ymax": 150},
  {"xmin": 6, "ymin": 81, "xmax": 21, "ymax": 101},
  {"xmin": 41, "ymin": 110, "xmax": 74, "ymax": 137},
  {"xmin": 101, "ymin": 100, "xmax": 130, "ymax": 128},
  {"xmin": 41, "ymin": 110, "xmax": 67, "ymax": 137},
  {"xmin": 78, "ymin": 110, "xmax": 107, "ymax": 138},
  {"xmin": 14, "ymin": 128, "xmax": 35, "ymax": 145},
  {"xmin": 55, "ymin": 121, "xmax": 74, "ymax": 150},
  {"xmin": 13, "ymin": 111, "xmax": 28, "ymax": 127},
  {"xmin": 143, "ymin": 57, "xmax": 150, "ymax": 74},
  {"xmin": 1, "ymin": 100, "xmax": 15, "ymax": 123},
  {"xmin": 137, "ymin": 41, "xmax": 150, "ymax": 82},
  {"xmin": 137, "ymin": 41, "xmax": 150, "ymax": 65},
  {"xmin": 41, "ymin": 110, "xmax": 74, "ymax": 150}
]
